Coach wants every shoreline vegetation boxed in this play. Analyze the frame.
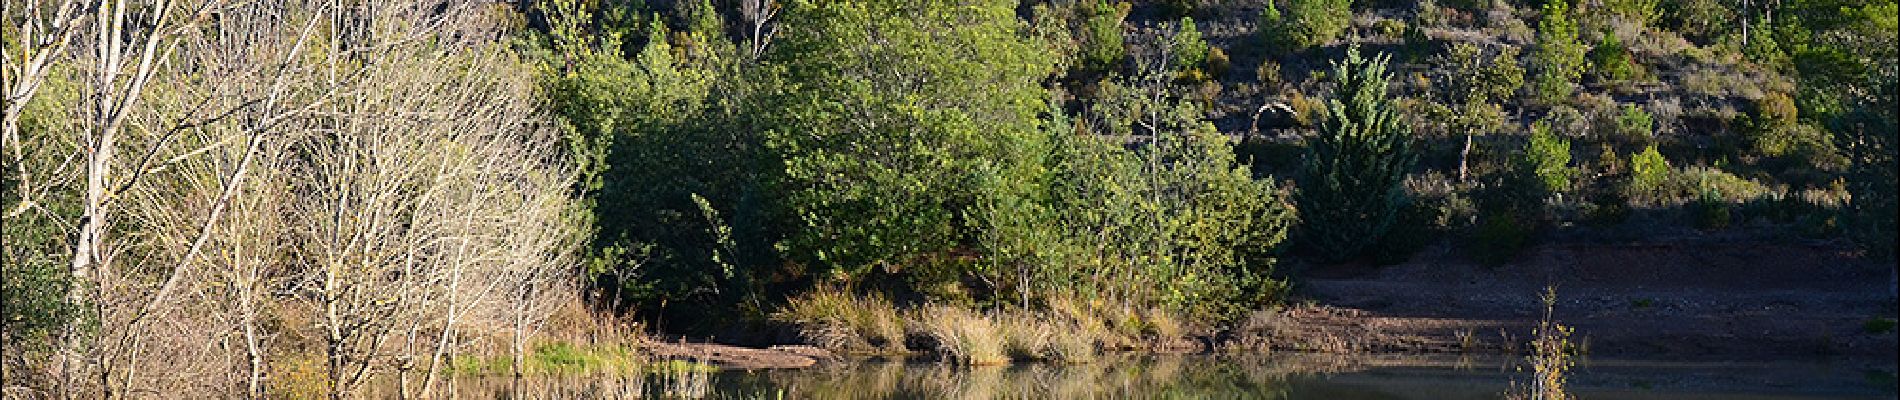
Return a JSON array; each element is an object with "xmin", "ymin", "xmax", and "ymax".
[{"xmin": 3, "ymin": 0, "xmax": 1894, "ymax": 398}]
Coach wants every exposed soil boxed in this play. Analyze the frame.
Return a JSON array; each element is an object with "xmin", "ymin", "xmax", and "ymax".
[{"xmin": 1254, "ymin": 236, "xmax": 1899, "ymax": 361}]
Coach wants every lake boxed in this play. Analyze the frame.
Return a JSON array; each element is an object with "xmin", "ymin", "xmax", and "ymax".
[{"xmin": 456, "ymin": 353, "xmax": 1897, "ymax": 399}]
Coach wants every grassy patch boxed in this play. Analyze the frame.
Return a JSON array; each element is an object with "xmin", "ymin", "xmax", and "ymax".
[{"xmin": 450, "ymin": 342, "xmax": 647, "ymax": 376}]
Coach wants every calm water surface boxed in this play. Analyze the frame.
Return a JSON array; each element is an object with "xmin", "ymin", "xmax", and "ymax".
[{"xmin": 469, "ymin": 353, "xmax": 1898, "ymax": 399}]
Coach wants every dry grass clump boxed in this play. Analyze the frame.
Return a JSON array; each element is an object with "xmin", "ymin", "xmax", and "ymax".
[
  {"xmin": 913, "ymin": 306, "xmax": 1010, "ymax": 365},
  {"xmin": 1143, "ymin": 307, "xmax": 1186, "ymax": 340},
  {"xmin": 992, "ymin": 310, "xmax": 1100, "ymax": 363},
  {"xmin": 773, "ymin": 289, "xmax": 908, "ymax": 353},
  {"xmin": 1041, "ymin": 324, "xmax": 1100, "ymax": 363},
  {"xmin": 997, "ymin": 310, "xmax": 1057, "ymax": 360}
]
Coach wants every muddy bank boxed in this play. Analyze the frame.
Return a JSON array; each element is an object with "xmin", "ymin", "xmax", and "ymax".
[
  {"xmin": 640, "ymin": 341, "xmax": 838, "ymax": 370},
  {"xmin": 1245, "ymin": 238, "xmax": 1898, "ymax": 361}
]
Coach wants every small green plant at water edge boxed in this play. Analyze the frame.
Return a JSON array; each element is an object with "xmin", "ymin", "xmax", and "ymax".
[{"xmin": 1507, "ymin": 287, "xmax": 1574, "ymax": 400}]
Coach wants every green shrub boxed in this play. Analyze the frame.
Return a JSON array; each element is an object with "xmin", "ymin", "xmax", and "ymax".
[
  {"xmin": 1603, "ymin": 0, "xmax": 1662, "ymax": 26},
  {"xmin": 1529, "ymin": 0, "xmax": 1586, "ymax": 103},
  {"xmin": 1865, "ymin": 318, "xmax": 1898, "ymax": 334},
  {"xmin": 1691, "ymin": 189, "xmax": 1734, "ymax": 229},
  {"xmin": 1469, "ymin": 211, "xmax": 1537, "ymax": 266},
  {"xmin": 1161, "ymin": 0, "xmax": 1202, "ymax": 17},
  {"xmin": 1833, "ymin": 72, "xmax": 1897, "ymax": 260},
  {"xmin": 1374, "ymin": 18, "xmax": 1409, "ymax": 38},
  {"xmin": 1374, "ymin": 173, "xmax": 1473, "ymax": 265},
  {"xmin": 1664, "ymin": 0, "xmax": 1733, "ymax": 42},
  {"xmin": 1588, "ymin": 30, "xmax": 1638, "ymax": 82},
  {"xmin": 1171, "ymin": 17, "xmax": 1210, "ymax": 73},
  {"xmin": 1627, "ymin": 145, "xmax": 1671, "ymax": 202},
  {"xmin": 1296, "ymin": 46, "xmax": 1418, "ymax": 262},
  {"xmin": 1207, "ymin": 47, "xmax": 1233, "ymax": 77},
  {"xmin": 1260, "ymin": 0, "xmax": 1353, "ymax": 54},
  {"xmin": 1613, "ymin": 104, "xmax": 1656, "ymax": 143},
  {"xmin": 1082, "ymin": 0, "xmax": 1130, "ymax": 72},
  {"xmin": 768, "ymin": 0, "xmax": 1056, "ymax": 283},
  {"xmin": 1526, "ymin": 120, "xmax": 1576, "ymax": 195}
]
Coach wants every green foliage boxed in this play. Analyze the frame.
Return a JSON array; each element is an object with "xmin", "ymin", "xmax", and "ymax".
[
  {"xmin": 1207, "ymin": 47, "xmax": 1233, "ymax": 77},
  {"xmin": 1525, "ymin": 120, "xmax": 1576, "ymax": 195},
  {"xmin": 0, "ymin": 209, "xmax": 79, "ymax": 356},
  {"xmin": 540, "ymin": 0, "xmax": 646, "ymax": 58},
  {"xmin": 1743, "ymin": 20, "xmax": 1790, "ymax": 66},
  {"xmin": 1663, "ymin": 0, "xmax": 1733, "ymax": 42},
  {"xmin": 1, "ymin": 70, "xmax": 83, "ymax": 358},
  {"xmin": 766, "ymin": 0, "xmax": 1057, "ymax": 282},
  {"xmin": 1691, "ymin": 189, "xmax": 1733, "ymax": 229},
  {"xmin": 1603, "ymin": 0, "xmax": 1663, "ymax": 27},
  {"xmin": 1587, "ymin": 30, "xmax": 1637, "ymax": 82},
  {"xmin": 1161, "ymin": 0, "xmax": 1204, "ymax": 17},
  {"xmin": 1613, "ymin": 104, "xmax": 1656, "ymax": 143},
  {"xmin": 1296, "ymin": 46, "xmax": 1418, "ymax": 262},
  {"xmin": 1082, "ymin": 1, "xmax": 1131, "ymax": 72},
  {"xmin": 1627, "ymin": 145, "xmax": 1671, "ymax": 202},
  {"xmin": 1434, "ymin": 43, "xmax": 1525, "ymax": 105},
  {"xmin": 1530, "ymin": 0, "xmax": 1586, "ymax": 103},
  {"xmin": 1046, "ymin": 95, "xmax": 1296, "ymax": 316},
  {"xmin": 1429, "ymin": 43, "xmax": 1523, "ymax": 146},
  {"xmin": 1832, "ymin": 68, "xmax": 1897, "ymax": 260},
  {"xmin": 1866, "ymin": 318, "xmax": 1898, "ymax": 334},
  {"xmin": 537, "ymin": 0, "xmax": 787, "ymax": 323},
  {"xmin": 1260, "ymin": 0, "xmax": 1354, "ymax": 54},
  {"xmin": 1745, "ymin": 92, "xmax": 1831, "ymax": 164},
  {"xmin": 1171, "ymin": 17, "xmax": 1211, "ymax": 73},
  {"xmin": 1469, "ymin": 211, "xmax": 1537, "ymax": 266}
]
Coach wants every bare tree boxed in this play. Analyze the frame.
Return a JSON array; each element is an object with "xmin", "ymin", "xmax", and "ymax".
[
  {"xmin": 7, "ymin": 2, "xmax": 583, "ymax": 398},
  {"xmin": 273, "ymin": 4, "xmax": 579, "ymax": 398},
  {"xmin": 739, "ymin": 0, "xmax": 778, "ymax": 58}
]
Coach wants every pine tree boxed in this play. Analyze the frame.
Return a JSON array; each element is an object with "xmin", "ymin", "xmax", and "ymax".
[
  {"xmin": 1171, "ymin": 17, "xmax": 1209, "ymax": 72},
  {"xmin": 1295, "ymin": 46, "xmax": 1417, "ymax": 262},
  {"xmin": 1529, "ymin": 0, "xmax": 1584, "ymax": 103}
]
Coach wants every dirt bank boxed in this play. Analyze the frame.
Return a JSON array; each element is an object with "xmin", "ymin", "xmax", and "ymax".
[
  {"xmin": 1248, "ymin": 237, "xmax": 1898, "ymax": 361},
  {"xmin": 642, "ymin": 342, "xmax": 836, "ymax": 370}
]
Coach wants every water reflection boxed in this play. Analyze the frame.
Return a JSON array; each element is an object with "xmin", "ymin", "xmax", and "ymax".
[{"xmin": 454, "ymin": 353, "xmax": 1895, "ymax": 400}]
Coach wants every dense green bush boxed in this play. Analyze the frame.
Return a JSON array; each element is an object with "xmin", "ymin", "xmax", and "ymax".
[
  {"xmin": 1296, "ymin": 47, "xmax": 1418, "ymax": 262},
  {"xmin": 1171, "ymin": 17, "xmax": 1211, "ymax": 77},
  {"xmin": 1587, "ymin": 30, "xmax": 1637, "ymax": 82},
  {"xmin": 1831, "ymin": 72, "xmax": 1897, "ymax": 259},
  {"xmin": 1662, "ymin": 0, "xmax": 1733, "ymax": 42},
  {"xmin": 767, "ymin": 0, "xmax": 1057, "ymax": 283},
  {"xmin": 1627, "ymin": 145, "xmax": 1671, "ymax": 203},
  {"xmin": 1529, "ymin": 0, "xmax": 1586, "ymax": 103},
  {"xmin": 1525, "ymin": 120, "xmax": 1577, "ymax": 195},
  {"xmin": 1613, "ymin": 103, "xmax": 1656, "ymax": 143},
  {"xmin": 1602, "ymin": 0, "xmax": 1662, "ymax": 27},
  {"xmin": 1468, "ymin": 210, "xmax": 1537, "ymax": 266},
  {"xmin": 1691, "ymin": 189, "xmax": 1734, "ymax": 229},
  {"xmin": 1260, "ymin": 0, "xmax": 1354, "ymax": 54},
  {"xmin": 1083, "ymin": 1, "xmax": 1131, "ymax": 72}
]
